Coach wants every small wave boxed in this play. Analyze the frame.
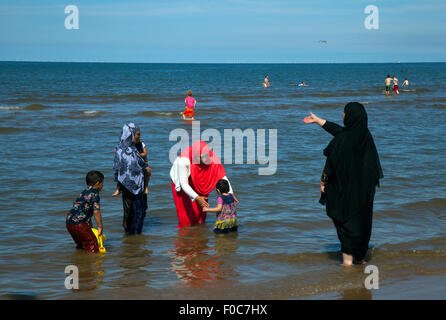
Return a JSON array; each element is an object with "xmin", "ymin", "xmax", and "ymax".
[
  {"xmin": 404, "ymin": 198, "xmax": 446, "ymax": 211},
  {"xmin": 139, "ymin": 110, "xmax": 178, "ymax": 118},
  {"xmin": 411, "ymin": 88, "xmax": 431, "ymax": 93},
  {"xmin": 224, "ymin": 95, "xmax": 257, "ymax": 102},
  {"xmin": 0, "ymin": 127, "xmax": 18, "ymax": 134},
  {"xmin": 82, "ymin": 110, "xmax": 104, "ymax": 116},
  {"xmin": 400, "ymin": 89, "xmax": 416, "ymax": 92},
  {"xmin": 25, "ymin": 103, "xmax": 50, "ymax": 111},
  {"xmin": 0, "ymin": 104, "xmax": 50, "ymax": 111},
  {"xmin": 308, "ymin": 91, "xmax": 372, "ymax": 98},
  {"xmin": 0, "ymin": 106, "xmax": 23, "ymax": 111},
  {"xmin": 311, "ymin": 102, "xmax": 337, "ymax": 109}
]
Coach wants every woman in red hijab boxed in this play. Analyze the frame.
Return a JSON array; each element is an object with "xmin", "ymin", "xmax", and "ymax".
[{"xmin": 170, "ymin": 140, "xmax": 237, "ymax": 227}]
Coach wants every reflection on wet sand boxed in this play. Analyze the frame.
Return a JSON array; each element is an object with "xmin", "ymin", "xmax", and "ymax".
[
  {"xmin": 341, "ymin": 286, "xmax": 372, "ymax": 300},
  {"xmin": 67, "ymin": 250, "xmax": 106, "ymax": 292},
  {"xmin": 169, "ymin": 226, "xmax": 239, "ymax": 288},
  {"xmin": 117, "ymin": 235, "xmax": 153, "ymax": 288}
]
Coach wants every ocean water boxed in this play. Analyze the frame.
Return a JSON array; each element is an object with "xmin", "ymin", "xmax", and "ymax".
[{"xmin": 0, "ymin": 62, "xmax": 445, "ymax": 299}]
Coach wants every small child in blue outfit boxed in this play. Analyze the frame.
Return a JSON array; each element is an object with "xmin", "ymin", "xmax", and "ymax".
[{"xmin": 203, "ymin": 179, "xmax": 239, "ymax": 234}]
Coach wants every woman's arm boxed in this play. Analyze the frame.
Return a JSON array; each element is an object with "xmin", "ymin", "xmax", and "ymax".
[
  {"xmin": 303, "ymin": 112, "xmax": 343, "ymax": 136},
  {"xmin": 203, "ymin": 204, "xmax": 222, "ymax": 213},
  {"xmin": 176, "ymin": 157, "xmax": 209, "ymax": 207},
  {"xmin": 322, "ymin": 121, "xmax": 343, "ymax": 136},
  {"xmin": 177, "ymin": 158, "xmax": 199, "ymax": 200}
]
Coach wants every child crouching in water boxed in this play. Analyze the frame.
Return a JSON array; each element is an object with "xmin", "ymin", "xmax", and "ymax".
[
  {"xmin": 66, "ymin": 171, "xmax": 104, "ymax": 253},
  {"xmin": 203, "ymin": 179, "xmax": 239, "ymax": 234}
]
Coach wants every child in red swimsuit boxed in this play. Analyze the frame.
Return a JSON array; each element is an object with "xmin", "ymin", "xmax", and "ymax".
[{"xmin": 183, "ymin": 90, "xmax": 196, "ymax": 120}]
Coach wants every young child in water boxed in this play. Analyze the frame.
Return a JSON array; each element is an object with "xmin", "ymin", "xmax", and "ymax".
[
  {"xmin": 203, "ymin": 179, "xmax": 239, "ymax": 234},
  {"xmin": 183, "ymin": 90, "xmax": 196, "ymax": 120},
  {"xmin": 66, "ymin": 171, "xmax": 104, "ymax": 253}
]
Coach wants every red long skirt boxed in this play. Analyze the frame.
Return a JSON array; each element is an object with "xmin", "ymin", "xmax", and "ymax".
[{"xmin": 171, "ymin": 181, "xmax": 207, "ymax": 228}]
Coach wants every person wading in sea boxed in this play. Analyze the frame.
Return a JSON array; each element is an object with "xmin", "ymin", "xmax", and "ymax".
[{"xmin": 303, "ymin": 102, "xmax": 383, "ymax": 266}]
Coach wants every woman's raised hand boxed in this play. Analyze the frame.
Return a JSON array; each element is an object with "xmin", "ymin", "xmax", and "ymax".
[
  {"xmin": 303, "ymin": 112, "xmax": 326, "ymax": 127},
  {"xmin": 303, "ymin": 112, "xmax": 318, "ymax": 124}
]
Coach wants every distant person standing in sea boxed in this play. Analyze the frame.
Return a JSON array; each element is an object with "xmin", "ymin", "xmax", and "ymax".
[
  {"xmin": 113, "ymin": 122, "xmax": 150, "ymax": 234},
  {"xmin": 385, "ymin": 75, "xmax": 392, "ymax": 95},
  {"xmin": 170, "ymin": 140, "xmax": 236, "ymax": 228},
  {"xmin": 402, "ymin": 78, "xmax": 409, "ymax": 87},
  {"xmin": 303, "ymin": 102, "xmax": 383, "ymax": 266},
  {"xmin": 183, "ymin": 90, "xmax": 196, "ymax": 120},
  {"xmin": 263, "ymin": 75, "xmax": 270, "ymax": 87},
  {"xmin": 392, "ymin": 76, "xmax": 399, "ymax": 95}
]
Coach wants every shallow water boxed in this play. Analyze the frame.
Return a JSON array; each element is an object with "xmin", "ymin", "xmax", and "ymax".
[{"xmin": 1, "ymin": 62, "xmax": 446, "ymax": 299}]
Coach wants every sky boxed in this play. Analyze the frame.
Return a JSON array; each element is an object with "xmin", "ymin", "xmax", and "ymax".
[{"xmin": 0, "ymin": 0, "xmax": 445, "ymax": 63}]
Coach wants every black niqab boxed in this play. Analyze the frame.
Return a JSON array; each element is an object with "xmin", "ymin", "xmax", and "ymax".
[{"xmin": 322, "ymin": 102, "xmax": 383, "ymax": 224}]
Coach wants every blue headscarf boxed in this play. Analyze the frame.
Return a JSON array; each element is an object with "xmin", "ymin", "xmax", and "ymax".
[{"xmin": 113, "ymin": 122, "xmax": 146, "ymax": 195}]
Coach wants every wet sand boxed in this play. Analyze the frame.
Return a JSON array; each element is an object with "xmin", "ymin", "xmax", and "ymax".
[{"xmin": 303, "ymin": 273, "xmax": 446, "ymax": 300}]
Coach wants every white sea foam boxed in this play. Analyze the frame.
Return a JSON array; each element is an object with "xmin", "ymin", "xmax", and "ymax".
[{"xmin": 0, "ymin": 106, "xmax": 24, "ymax": 110}]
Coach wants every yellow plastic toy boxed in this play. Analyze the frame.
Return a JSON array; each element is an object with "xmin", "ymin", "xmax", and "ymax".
[{"xmin": 91, "ymin": 228, "xmax": 107, "ymax": 253}]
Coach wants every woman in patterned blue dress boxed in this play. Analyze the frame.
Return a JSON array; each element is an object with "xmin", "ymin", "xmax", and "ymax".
[{"xmin": 113, "ymin": 122, "xmax": 150, "ymax": 234}]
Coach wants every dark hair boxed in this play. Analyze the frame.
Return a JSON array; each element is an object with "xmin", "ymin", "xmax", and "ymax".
[
  {"xmin": 86, "ymin": 170, "xmax": 104, "ymax": 186},
  {"xmin": 387, "ymin": 75, "xmax": 390, "ymax": 77},
  {"xmin": 187, "ymin": 90, "xmax": 192, "ymax": 96},
  {"xmin": 216, "ymin": 179, "xmax": 230, "ymax": 194}
]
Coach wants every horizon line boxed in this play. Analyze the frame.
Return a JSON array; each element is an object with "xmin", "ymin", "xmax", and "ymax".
[{"xmin": 1, "ymin": 60, "xmax": 445, "ymax": 65}]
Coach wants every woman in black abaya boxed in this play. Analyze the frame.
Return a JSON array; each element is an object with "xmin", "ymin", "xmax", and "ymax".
[{"xmin": 303, "ymin": 102, "xmax": 383, "ymax": 266}]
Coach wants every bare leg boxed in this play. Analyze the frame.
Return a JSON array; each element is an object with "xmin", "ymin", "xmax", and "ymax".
[
  {"xmin": 112, "ymin": 187, "xmax": 121, "ymax": 197},
  {"xmin": 144, "ymin": 166, "xmax": 151, "ymax": 195},
  {"xmin": 341, "ymin": 253, "xmax": 354, "ymax": 266}
]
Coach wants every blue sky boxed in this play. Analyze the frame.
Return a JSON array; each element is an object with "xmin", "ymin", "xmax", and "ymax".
[{"xmin": 0, "ymin": 0, "xmax": 445, "ymax": 63}]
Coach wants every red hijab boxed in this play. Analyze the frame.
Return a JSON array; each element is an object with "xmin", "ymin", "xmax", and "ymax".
[{"xmin": 180, "ymin": 140, "xmax": 226, "ymax": 195}]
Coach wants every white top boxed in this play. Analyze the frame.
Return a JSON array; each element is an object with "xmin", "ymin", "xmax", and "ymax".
[{"xmin": 170, "ymin": 157, "xmax": 233, "ymax": 201}]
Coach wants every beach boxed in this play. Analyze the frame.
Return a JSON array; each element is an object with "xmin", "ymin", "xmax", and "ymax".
[{"xmin": 0, "ymin": 62, "xmax": 445, "ymax": 300}]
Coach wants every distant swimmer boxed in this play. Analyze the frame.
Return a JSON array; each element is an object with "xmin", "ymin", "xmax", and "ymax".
[
  {"xmin": 385, "ymin": 75, "xmax": 392, "ymax": 95},
  {"xmin": 298, "ymin": 82, "xmax": 308, "ymax": 87},
  {"xmin": 402, "ymin": 78, "xmax": 409, "ymax": 87},
  {"xmin": 262, "ymin": 75, "xmax": 270, "ymax": 88},
  {"xmin": 183, "ymin": 90, "xmax": 196, "ymax": 120},
  {"xmin": 392, "ymin": 76, "xmax": 399, "ymax": 95}
]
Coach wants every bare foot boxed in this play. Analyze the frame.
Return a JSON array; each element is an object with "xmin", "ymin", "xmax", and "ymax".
[
  {"xmin": 112, "ymin": 189, "xmax": 120, "ymax": 197},
  {"xmin": 342, "ymin": 253, "xmax": 354, "ymax": 266},
  {"xmin": 340, "ymin": 262, "xmax": 354, "ymax": 267}
]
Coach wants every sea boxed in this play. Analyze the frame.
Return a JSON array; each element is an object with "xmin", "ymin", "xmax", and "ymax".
[{"xmin": 0, "ymin": 62, "xmax": 445, "ymax": 299}]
